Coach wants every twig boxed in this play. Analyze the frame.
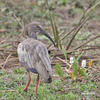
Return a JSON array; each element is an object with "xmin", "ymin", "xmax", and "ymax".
[
  {"xmin": 56, "ymin": 57, "xmax": 71, "ymax": 68},
  {"xmin": 84, "ymin": 0, "xmax": 100, "ymax": 17},
  {"xmin": 79, "ymin": 46, "xmax": 100, "ymax": 51},
  {"xmin": 64, "ymin": 68, "xmax": 72, "ymax": 74},
  {"xmin": 0, "ymin": 40, "xmax": 6, "ymax": 45},
  {"xmin": 61, "ymin": 1, "xmax": 100, "ymax": 50},
  {"xmin": 66, "ymin": 16, "xmax": 90, "ymax": 50},
  {"xmin": 66, "ymin": 35, "xmax": 100, "ymax": 53},
  {"xmin": 2, "ymin": 53, "xmax": 12, "ymax": 68},
  {"xmin": 60, "ymin": 4, "xmax": 90, "ymax": 41},
  {"xmin": 0, "ymin": 29, "xmax": 8, "ymax": 33},
  {"xmin": 74, "ymin": 35, "xmax": 100, "ymax": 50},
  {"xmin": 13, "ymin": 13, "xmax": 24, "ymax": 30},
  {"xmin": 55, "ymin": 57, "xmax": 72, "ymax": 73},
  {"xmin": 60, "ymin": 26, "xmax": 77, "ymax": 41}
]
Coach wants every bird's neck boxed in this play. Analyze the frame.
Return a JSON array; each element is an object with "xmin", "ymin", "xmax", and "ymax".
[{"xmin": 29, "ymin": 32, "xmax": 37, "ymax": 40}]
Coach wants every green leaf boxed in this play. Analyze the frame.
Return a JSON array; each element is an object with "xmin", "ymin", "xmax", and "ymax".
[
  {"xmin": 78, "ymin": 67, "xmax": 86, "ymax": 76},
  {"xmin": 56, "ymin": 63, "xmax": 64, "ymax": 79},
  {"xmin": 61, "ymin": 0, "xmax": 67, "ymax": 5},
  {"xmin": 66, "ymin": 92, "xmax": 78, "ymax": 100},
  {"xmin": 14, "ymin": 68, "xmax": 24, "ymax": 74},
  {"xmin": 62, "ymin": 46, "xmax": 67, "ymax": 61},
  {"xmin": 77, "ymin": 53, "xmax": 83, "ymax": 61},
  {"xmin": 72, "ymin": 60, "xmax": 78, "ymax": 76}
]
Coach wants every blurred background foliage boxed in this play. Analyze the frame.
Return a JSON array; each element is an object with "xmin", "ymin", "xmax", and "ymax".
[
  {"xmin": 0, "ymin": 0, "xmax": 100, "ymax": 100},
  {"xmin": 0, "ymin": 0, "xmax": 100, "ymax": 50}
]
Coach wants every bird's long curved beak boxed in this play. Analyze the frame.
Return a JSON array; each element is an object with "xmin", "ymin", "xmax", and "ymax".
[{"xmin": 39, "ymin": 27, "xmax": 56, "ymax": 47}]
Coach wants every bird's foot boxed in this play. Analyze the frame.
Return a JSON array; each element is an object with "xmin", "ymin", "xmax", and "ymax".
[{"xmin": 24, "ymin": 88, "xmax": 28, "ymax": 92}]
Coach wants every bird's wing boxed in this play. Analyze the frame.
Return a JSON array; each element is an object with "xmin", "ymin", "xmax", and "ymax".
[
  {"xmin": 17, "ymin": 42, "xmax": 36, "ymax": 70},
  {"xmin": 17, "ymin": 40, "xmax": 52, "ymax": 76},
  {"xmin": 35, "ymin": 43, "xmax": 52, "ymax": 74}
]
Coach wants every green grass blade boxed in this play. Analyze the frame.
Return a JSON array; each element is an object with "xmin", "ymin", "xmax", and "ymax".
[{"xmin": 56, "ymin": 63, "xmax": 64, "ymax": 79}]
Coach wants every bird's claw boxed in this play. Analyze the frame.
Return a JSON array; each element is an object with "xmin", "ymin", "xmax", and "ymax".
[{"xmin": 24, "ymin": 88, "xmax": 28, "ymax": 92}]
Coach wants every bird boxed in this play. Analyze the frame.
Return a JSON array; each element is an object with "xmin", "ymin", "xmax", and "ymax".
[{"xmin": 17, "ymin": 22, "xmax": 56, "ymax": 94}]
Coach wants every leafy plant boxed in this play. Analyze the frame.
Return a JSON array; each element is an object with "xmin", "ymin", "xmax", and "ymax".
[
  {"xmin": 61, "ymin": 0, "xmax": 67, "ymax": 5},
  {"xmin": 50, "ymin": 14, "xmax": 61, "ymax": 48},
  {"xmin": 72, "ymin": 58, "xmax": 78, "ymax": 80},
  {"xmin": 56, "ymin": 63, "xmax": 64, "ymax": 79},
  {"xmin": 66, "ymin": 92, "xmax": 78, "ymax": 100},
  {"xmin": 62, "ymin": 46, "xmax": 67, "ymax": 61},
  {"xmin": 14, "ymin": 68, "xmax": 24, "ymax": 74},
  {"xmin": 80, "ymin": 81, "xmax": 97, "ymax": 92},
  {"xmin": 71, "ymin": 55, "xmax": 86, "ymax": 80},
  {"xmin": 78, "ymin": 67, "xmax": 86, "ymax": 76}
]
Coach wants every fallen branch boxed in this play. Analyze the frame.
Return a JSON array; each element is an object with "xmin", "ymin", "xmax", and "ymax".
[
  {"xmin": 56, "ymin": 57, "xmax": 72, "ymax": 73},
  {"xmin": 56, "ymin": 57, "xmax": 71, "ymax": 68},
  {"xmin": 74, "ymin": 35, "xmax": 100, "ymax": 50},
  {"xmin": 66, "ymin": 16, "xmax": 90, "ymax": 50},
  {"xmin": 2, "ymin": 54, "xmax": 12, "ymax": 68},
  {"xmin": 0, "ymin": 29, "xmax": 8, "ymax": 33}
]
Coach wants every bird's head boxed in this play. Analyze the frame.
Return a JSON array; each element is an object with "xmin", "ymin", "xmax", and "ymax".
[
  {"xmin": 38, "ymin": 66, "xmax": 52, "ymax": 83},
  {"xmin": 43, "ymin": 74, "xmax": 52, "ymax": 83},
  {"xmin": 24, "ymin": 22, "xmax": 56, "ymax": 47}
]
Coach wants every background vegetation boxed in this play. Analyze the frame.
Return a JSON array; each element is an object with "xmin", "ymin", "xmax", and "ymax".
[{"xmin": 0, "ymin": 0, "xmax": 100, "ymax": 100}]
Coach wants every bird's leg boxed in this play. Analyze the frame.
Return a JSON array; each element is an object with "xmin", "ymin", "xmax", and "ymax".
[
  {"xmin": 35, "ymin": 74, "xmax": 39, "ymax": 94},
  {"xmin": 24, "ymin": 72, "xmax": 31, "ymax": 92}
]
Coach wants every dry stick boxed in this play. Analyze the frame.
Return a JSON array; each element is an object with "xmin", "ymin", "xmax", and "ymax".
[
  {"xmin": 0, "ymin": 29, "xmax": 8, "ymax": 33},
  {"xmin": 78, "ymin": 1, "xmax": 94, "ymax": 24},
  {"xmin": 0, "ymin": 38, "xmax": 13, "ymax": 45},
  {"xmin": 60, "ymin": 26, "xmax": 77, "ymax": 41},
  {"xmin": 60, "ymin": 5, "xmax": 89, "ymax": 41},
  {"xmin": 13, "ymin": 13, "xmax": 23, "ymax": 29},
  {"xmin": 80, "ymin": 46, "xmax": 100, "ymax": 51},
  {"xmin": 80, "ymin": 0, "xmax": 100, "ymax": 24},
  {"xmin": 0, "ymin": 57, "xmax": 18, "ymax": 66},
  {"xmin": 66, "ymin": 35, "xmax": 100, "ymax": 53},
  {"xmin": 88, "ymin": 0, "xmax": 96, "ymax": 8},
  {"xmin": 2, "ymin": 53, "xmax": 12, "ymax": 68},
  {"xmin": 0, "ymin": 47, "xmax": 16, "ymax": 52},
  {"xmin": 66, "ymin": 16, "xmax": 89, "ymax": 50},
  {"xmin": 62, "ymin": 1, "xmax": 100, "ymax": 49},
  {"xmin": 0, "ymin": 40, "xmax": 6, "ymax": 45},
  {"xmin": 56, "ymin": 57, "xmax": 72, "ymax": 74},
  {"xmin": 47, "ymin": 0, "xmax": 86, "ymax": 48},
  {"xmin": 84, "ymin": 0, "xmax": 100, "ymax": 17},
  {"xmin": 60, "ymin": 13, "xmax": 86, "ymax": 41},
  {"xmin": 58, "ymin": 8, "xmax": 89, "ymax": 50},
  {"xmin": 85, "ymin": 45, "xmax": 100, "ymax": 47},
  {"xmin": 66, "ymin": 35, "xmax": 100, "ymax": 54},
  {"xmin": 56, "ymin": 57, "xmax": 71, "ymax": 67},
  {"xmin": 73, "ymin": 35, "xmax": 100, "ymax": 50}
]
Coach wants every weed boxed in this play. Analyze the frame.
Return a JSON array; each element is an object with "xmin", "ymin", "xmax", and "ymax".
[{"xmin": 56, "ymin": 63, "xmax": 64, "ymax": 79}]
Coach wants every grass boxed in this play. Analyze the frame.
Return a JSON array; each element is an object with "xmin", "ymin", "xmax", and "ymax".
[
  {"xmin": 0, "ymin": 0, "xmax": 100, "ymax": 100},
  {"xmin": 0, "ymin": 68, "xmax": 76, "ymax": 100},
  {"xmin": 0, "ymin": 67, "xmax": 99, "ymax": 100}
]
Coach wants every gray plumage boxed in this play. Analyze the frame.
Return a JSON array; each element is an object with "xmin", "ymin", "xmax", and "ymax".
[
  {"xmin": 17, "ymin": 39, "xmax": 52, "ymax": 82},
  {"xmin": 17, "ymin": 22, "xmax": 55, "ymax": 83}
]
